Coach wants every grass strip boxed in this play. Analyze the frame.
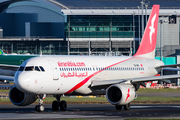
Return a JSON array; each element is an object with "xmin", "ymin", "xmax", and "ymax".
[
  {"xmin": 1, "ymin": 88, "xmax": 180, "ymax": 94},
  {"xmin": 124, "ymin": 118, "xmax": 180, "ymax": 120},
  {"xmin": 136, "ymin": 88, "xmax": 180, "ymax": 93},
  {"xmin": 1, "ymin": 88, "xmax": 180, "ymax": 104},
  {"xmin": 1, "ymin": 96, "xmax": 180, "ymax": 104}
]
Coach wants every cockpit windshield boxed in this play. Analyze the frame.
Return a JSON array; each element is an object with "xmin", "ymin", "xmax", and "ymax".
[
  {"xmin": 25, "ymin": 66, "xmax": 34, "ymax": 71},
  {"xmin": 18, "ymin": 66, "xmax": 25, "ymax": 71},
  {"xmin": 35, "ymin": 66, "xmax": 40, "ymax": 71},
  {"xmin": 39, "ymin": 66, "xmax": 45, "ymax": 71},
  {"xmin": 18, "ymin": 66, "xmax": 45, "ymax": 72}
]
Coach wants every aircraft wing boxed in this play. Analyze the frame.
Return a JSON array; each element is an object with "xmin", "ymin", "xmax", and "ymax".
[
  {"xmin": 0, "ymin": 64, "xmax": 19, "ymax": 71},
  {"xmin": 0, "ymin": 64, "xmax": 18, "ymax": 82},
  {"xmin": 0, "ymin": 75, "xmax": 14, "ymax": 81},
  {"xmin": 91, "ymin": 74, "xmax": 180, "ymax": 88}
]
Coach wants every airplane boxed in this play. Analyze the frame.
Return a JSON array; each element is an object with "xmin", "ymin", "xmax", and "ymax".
[
  {"xmin": 0, "ymin": 49, "xmax": 37, "ymax": 65},
  {"xmin": 1, "ymin": 4, "xmax": 180, "ymax": 112},
  {"xmin": 0, "ymin": 50, "xmax": 37, "ymax": 82}
]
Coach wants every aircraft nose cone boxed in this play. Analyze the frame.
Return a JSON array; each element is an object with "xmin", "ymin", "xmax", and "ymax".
[{"xmin": 14, "ymin": 72, "xmax": 31, "ymax": 93}]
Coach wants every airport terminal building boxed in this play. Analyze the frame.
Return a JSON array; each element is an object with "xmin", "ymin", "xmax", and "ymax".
[{"xmin": 0, "ymin": 0, "xmax": 180, "ymax": 56}]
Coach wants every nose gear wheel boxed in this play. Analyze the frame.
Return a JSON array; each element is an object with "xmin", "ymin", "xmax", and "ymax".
[{"xmin": 35, "ymin": 94, "xmax": 46, "ymax": 112}]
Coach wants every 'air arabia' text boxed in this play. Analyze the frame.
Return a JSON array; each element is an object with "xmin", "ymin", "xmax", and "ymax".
[{"xmin": 57, "ymin": 61, "xmax": 86, "ymax": 67}]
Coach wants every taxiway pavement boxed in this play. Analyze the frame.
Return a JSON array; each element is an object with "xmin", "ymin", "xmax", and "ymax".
[{"xmin": 0, "ymin": 104, "xmax": 180, "ymax": 119}]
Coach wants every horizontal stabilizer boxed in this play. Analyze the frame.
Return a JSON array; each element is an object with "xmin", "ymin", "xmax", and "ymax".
[
  {"xmin": 163, "ymin": 68, "xmax": 180, "ymax": 71},
  {"xmin": 155, "ymin": 64, "xmax": 180, "ymax": 69}
]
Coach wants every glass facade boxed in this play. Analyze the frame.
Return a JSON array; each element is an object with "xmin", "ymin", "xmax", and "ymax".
[
  {"xmin": 0, "ymin": 41, "xmax": 67, "ymax": 55},
  {"xmin": 179, "ymin": 20, "xmax": 180, "ymax": 44},
  {"xmin": 0, "ymin": 0, "xmax": 149, "ymax": 56},
  {"xmin": 65, "ymin": 15, "xmax": 137, "ymax": 39},
  {"xmin": 0, "ymin": 1, "xmax": 65, "ymax": 38}
]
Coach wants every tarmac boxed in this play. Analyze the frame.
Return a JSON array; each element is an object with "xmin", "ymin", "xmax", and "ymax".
[
  {"xmin": 0, "ymin": 104, "xmax": 180, "ymax": 119},
  {"xmin": 1, "ymin": 82, "xmax": 180, "ymax": 119}
]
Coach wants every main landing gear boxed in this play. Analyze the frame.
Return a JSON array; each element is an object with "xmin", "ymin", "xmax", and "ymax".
[
  {"xmin": 52, "ymin": 95, "xmax": 67, "ymax": 111},
  {"xmin": 115, "ymin": 103, "xmax": 130, "ymax": 111},
  {"xmin": 35, "ymin": 94, "xmax": 46, "ymax": 112}
]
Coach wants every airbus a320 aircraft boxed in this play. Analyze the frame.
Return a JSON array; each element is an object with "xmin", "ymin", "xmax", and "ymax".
[{"xmin": 1, "ymin": 5, "xmax": 180, "ymax": 112}]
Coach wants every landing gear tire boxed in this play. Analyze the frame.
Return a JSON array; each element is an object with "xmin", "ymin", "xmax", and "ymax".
[
  {"xmin": 39, "ymin": 105, "xmax": 45, "ymax": 112},
  {"xmin": 60, "ymin": 100, "xmax": 67, "ymax": 111},
  {"xmin": 124, "ymin": 103, "xmax": 130, "ymax": 110},
  {"xmin": 52, "ymin": 95, "xmax": 67, "ymax": 111},
  {"xmin": 35, "ymin": 105, "xmax": 38, "ymax": 111},
  {"xmin": 115, "ymin": 105, "xmax": 122, "ymax": 110},
  {"xmin": 35, "ymin": 105, "xmax": 45, "ymax": 112},
  {"xmin": 35, "ymin": 94, "xmax": 46, "ymax": 112},
  {"xmin": 52, "ymin": 101, "xmax": 59, "ymax": 111}
]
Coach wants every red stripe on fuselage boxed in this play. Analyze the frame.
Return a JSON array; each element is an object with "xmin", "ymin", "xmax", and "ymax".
[{"xmin": 64, "ymin": 57, "xmax": 133, "ymax": 94}]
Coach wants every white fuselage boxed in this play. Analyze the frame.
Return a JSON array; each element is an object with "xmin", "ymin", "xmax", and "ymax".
[{"xmin": 14, "ymin": 55, "xmax": 164, "ymax": 95}]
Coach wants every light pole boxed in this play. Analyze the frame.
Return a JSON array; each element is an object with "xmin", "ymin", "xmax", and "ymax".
[
  {"xmin": 159, "ymin": 19, "xmax": 168, "ymax": 76},
  {"xmin": 132, "ymin": 11, "xmax": 135, "ymax": 55},
  {"xmin": 140, "ymin": 0, "xmax": 144, "ymax": 36},
  {"xmin": 159, "ymin": 20, "xmax": 168, "ymax": 61},
  {"xmin": 145, "ymin": 3, "xmax": 148, "ymax": 25},
  {"xmin": 137, "ymin": 6, "xmax": 140, "ymax": 45}
]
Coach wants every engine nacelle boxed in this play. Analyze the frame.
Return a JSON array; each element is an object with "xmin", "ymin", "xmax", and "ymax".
[
  {"xmin": 9, "ymin": 87, "xmax": 37, "ymax": 106},
  {"xmin": 106, "ymin": 84, "xmax": 135, "ymax": 105}
]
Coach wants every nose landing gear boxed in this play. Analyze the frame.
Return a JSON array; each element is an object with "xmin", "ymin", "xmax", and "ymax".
[
  {"xmin": 35, "ymin": 94, "xmax": 46, "ymax": 112},
  {"xmin": 35, "ymin": 94, "xmax": 67, "ymax": 112}
]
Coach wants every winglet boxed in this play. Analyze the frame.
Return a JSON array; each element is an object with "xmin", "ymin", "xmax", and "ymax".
[
  {"xmin": 0, "ymin": 49, "xmax": 5, "ymax": 55},
  {"xmin": 134, "ymin": 5, "xmax": 160, "ymax": 59}
]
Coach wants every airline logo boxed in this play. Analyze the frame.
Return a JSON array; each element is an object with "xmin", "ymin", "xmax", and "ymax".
[
  {"xmin": 125, "ymin": 88, "xmax": 130, "ymax": 102},
  {"xmin": 149, "ymin": 14, "xmax": 156, "ymax": 44},
  {"xmin": 134, "ymin": 64, "xmax": 144, "ymax": 67},
  {"xmin": 0, "ymin": 50, "xmax": 4, "ymax": 55},
  {"xmin": 60, "ymin": 72, "xmax": 88, "ymax": 78},
  {"xmin": 58, "ymin": 61, "xmax": 88, "ymax": 78},
  {"xmin": 57, "ymin": 61, "xmax": 86, "ymax": 67},
  {"xmin": 133, "ymin": 5, "xmax": 159, "ymax": 58}
]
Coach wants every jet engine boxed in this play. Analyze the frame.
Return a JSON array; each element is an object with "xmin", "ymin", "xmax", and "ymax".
[
  {"xmin": 9, "ymin": 87, "xmax": 37, "ymax": 106},
  {"xmin": 106, "ymin": 84, "xmax": 136, "ymax": 105}
]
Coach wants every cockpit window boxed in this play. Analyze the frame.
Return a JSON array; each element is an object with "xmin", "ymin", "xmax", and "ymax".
[
  {"xmin": 35, "ymin": 66, "xmax": 40, "ymax": 71},
  {"xmin": 39, "ymin": 66, "xmax": 45, "ymax": 72},
  {"xmin": 18, "ymin": 66, "xmax": 25, "ymax": 71},
  {"xmin": 25, "ymin": 66, "xmax": 34, "ymax": 71}
]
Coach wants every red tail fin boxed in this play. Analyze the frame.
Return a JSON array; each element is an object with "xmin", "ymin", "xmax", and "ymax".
[{"xmin": 134, "ymin": 5, "xmax": 160, "ymax": 59}]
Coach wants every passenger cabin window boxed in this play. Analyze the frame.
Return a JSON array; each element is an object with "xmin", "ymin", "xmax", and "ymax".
[{"xmin": 18, "ymin": 67, "xmax": 25, "ymax": 71}]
